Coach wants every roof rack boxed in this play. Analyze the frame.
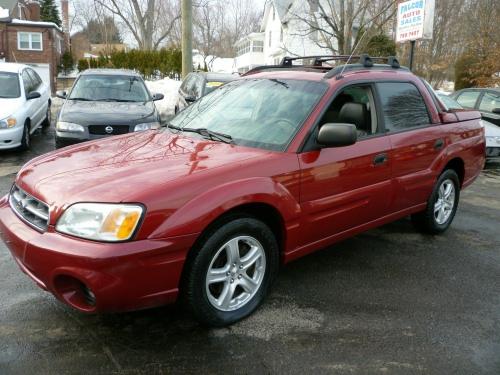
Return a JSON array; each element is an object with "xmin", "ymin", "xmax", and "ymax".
[{"xmin": 242, "ymin": 54, "xmax": 408, "ymax": 78}]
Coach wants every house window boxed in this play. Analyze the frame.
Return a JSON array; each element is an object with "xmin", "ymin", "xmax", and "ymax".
[
  {"xmin": 252, "ymin": 40, "xmax": 264, "ymax": 52},
  {"xmin": 269, "ymin": 31, "xmax": 272, "ymax": 47},
  {"xmin": 18, "ymin": 32, "xmax": 43, "ymax": 51},
  {"xmin": 272, "ymin": 7, "xmax": 275, "ymax": 20},
  {"xmin": 280, "ymin": 28, "xmax": 283, "ymax": 42}
]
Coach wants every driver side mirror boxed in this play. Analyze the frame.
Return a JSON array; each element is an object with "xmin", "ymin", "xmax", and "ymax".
[
  {"xmin": 152, "ymin": 93, "xmax": 164, "ymax": 101},
  {"xmin": 492, "ymin": 108, "xmax": 500, "ymax": 114},
  {"xmin": 56, "ymin": 90, "xmax": 67, "ymax": 99},
  {"xmin": 26, "ymin": 91, "xmax": 41, "ymax": 100},
  {"xmin": 185, "ymin": 95, "xmax": 197, "ymax": 103},
  {"xmin": 317, "ymin": 123, "xmax": 357, "ymax": 147}
]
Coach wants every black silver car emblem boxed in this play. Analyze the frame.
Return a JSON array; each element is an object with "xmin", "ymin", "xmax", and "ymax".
[{"xmin": 105, "ymin": 126, "xmax": 114, "ymax": 134}]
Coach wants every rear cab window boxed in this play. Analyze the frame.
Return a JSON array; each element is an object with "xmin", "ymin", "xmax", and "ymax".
[{"xmin": 375, "ymin": 82, "xmax": 431, "ymax": 132}]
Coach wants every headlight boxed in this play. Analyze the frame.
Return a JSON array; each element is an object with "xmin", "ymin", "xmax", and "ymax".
[
  {"xmin": 56, "ymin": 203, "xmax": 144, "ymax": 242},
  {"xmin": 0, "ymin": 117, "xmax": 17, "ymax": 129},
  {"xmin": 56, "ymin": 121, "xmax": 85, "ymax": 132},
  {"xmin": 486, "ymin": 136, "xmax": 500, "ymax": 144},
  {"xmin": 134, "ymin": 122, "xmax": 161, "ymax": 132}
]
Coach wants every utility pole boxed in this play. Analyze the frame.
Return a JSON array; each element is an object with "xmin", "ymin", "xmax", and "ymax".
[{"xmin": 181, "ymin": 0, "xmax": 193, "ymax": 78}]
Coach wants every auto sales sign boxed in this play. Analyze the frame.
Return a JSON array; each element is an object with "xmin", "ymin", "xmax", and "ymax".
[{"xmin": 396, "ymin": 0, "xmax": 435, "ymax": 42}]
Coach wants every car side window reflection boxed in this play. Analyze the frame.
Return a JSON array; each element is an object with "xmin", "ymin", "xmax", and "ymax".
[
  {"xmin": 479, "ymin": 92, "xmax": 500, "ymax": 113},
  {"xmin": 376, "ymin": 82, "xmax": 430, "ymax": 132}
]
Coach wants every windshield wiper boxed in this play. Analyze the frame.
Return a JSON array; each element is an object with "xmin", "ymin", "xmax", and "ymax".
[
  {"xmin": 166, "ymin": 124, "xmax": 233, "ymax": 144},
  {"xmin": 69, "ymin": 97, "xmax": 92, "ymax": 101},
  {"xmin": 99, "ymin": 98, "xmax": 136, "ymax": 102}
]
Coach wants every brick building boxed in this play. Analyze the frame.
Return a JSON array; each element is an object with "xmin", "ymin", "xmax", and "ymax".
[{"xmin": 0, "ymin": 0, "xmax": 65, "ymax": 93}]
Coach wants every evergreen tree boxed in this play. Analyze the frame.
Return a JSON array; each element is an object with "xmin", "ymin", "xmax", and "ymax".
[{"xmin": 40, "ymin": 0, "xmax": 62, "ymax": 27}]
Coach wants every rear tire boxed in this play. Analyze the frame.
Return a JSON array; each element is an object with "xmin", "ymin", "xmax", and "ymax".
[
  {"xmin": 411, "ymin": 169, "xmax": 460, "ymax": 234},
  {"xmin": 185, "ymin": 216, "xmax": 279, "ymax": 327},
  {"xmin": 19, "ymin": 121, "xmax": 31, "ymax": 151}
]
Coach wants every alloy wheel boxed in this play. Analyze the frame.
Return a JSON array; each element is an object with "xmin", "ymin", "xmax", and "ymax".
[
  {"xmin": 434, "ymin": 178, "xmax": 455, "ymax": 225},
  {"xmin": 205, "ymin": 236, "xmax": 266, "ymax": 312}
]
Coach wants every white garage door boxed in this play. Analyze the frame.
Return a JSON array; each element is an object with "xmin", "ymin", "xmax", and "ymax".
[{"xmin": 24, "ymin": 63, "xmax": 51, "ymax": 92}]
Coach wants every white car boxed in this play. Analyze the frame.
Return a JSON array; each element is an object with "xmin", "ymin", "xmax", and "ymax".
[
  {"xmin": 483, "ymin": 120, "xmax": 500, "ymax": 158},
  {"xmin": 437, "ymin": 92, "xmax": 500, "ymax": 158},
  {"xmin": 0, "ymin": 63, "xmax": 51, "ymax": 150}
]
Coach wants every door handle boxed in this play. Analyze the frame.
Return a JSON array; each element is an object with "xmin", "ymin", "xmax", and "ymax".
[
  {"xmin": 434, "ymin": 139, "xmax": 444, "ymax": 150},
  {"xmin": 373, "ymin": 153, "xmax": 388, "ymax": 166}
]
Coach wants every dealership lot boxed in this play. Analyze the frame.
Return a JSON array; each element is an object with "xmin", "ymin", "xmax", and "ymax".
[{"xmin": 0, "ymin": 127, "xmax": 499, "ymax": 374}]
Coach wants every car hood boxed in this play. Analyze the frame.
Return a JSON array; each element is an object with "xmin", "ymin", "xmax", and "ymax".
[
  {"xmin": 483, "ymin": 120, "xmax": 500, "ymax": 137},
  {"xmin": 16, "ymin": 130, "xmax": 270, "ymax": 215},
  {"xmin": 59, "ymin": 100, "xmax": 156, "ymax": 124},
  {"xmin": 0, "ymin": 98, "xmax": 22, "ymax": 119}
]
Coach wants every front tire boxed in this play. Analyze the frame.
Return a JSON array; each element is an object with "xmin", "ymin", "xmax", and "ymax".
[
  {"xmin": 42, "ymin": 102, "xmax": 51, "ymax": 128},
  {"xmin": 412, "ymin": 169, "xmax": 460, "ymax": 234},
  {"xmin": 19, "ymin": 121, "xmax": 31, "ymax": 151},
  {"xmin": 185, "ymin": 217, "xmax": 279, "ymax": 326}
]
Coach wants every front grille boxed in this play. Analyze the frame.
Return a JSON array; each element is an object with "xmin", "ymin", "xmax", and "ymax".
[
  {"xmin": 88, "ymin": 125, "xmax": 130, "ymax": 135},
  {"xmin": 9, "ymin": 185, "xmax": 49, "ymax": 232}
]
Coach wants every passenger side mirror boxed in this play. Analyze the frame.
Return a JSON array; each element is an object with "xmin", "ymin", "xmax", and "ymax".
[
  {"xmin": 26, "ymin": 91, "xmax": 41, "ymax": 100},
  {"xmin": 492, "ymin": 108, "xmax": 500, "ymax": 114},
  {"xmin": 317, "ymin": 123, "xmax": 357, "ymax": 147},
  {"xmin": 56, "ymin": 90, "xmax": 67, "ymax": 99},
  {"xmin": 185, "ymin": 95, "xmax": 197, "ymax": 103},
  {"xmin": 152, "ymin": 93, "xmax": 164, "ymax": 101}
]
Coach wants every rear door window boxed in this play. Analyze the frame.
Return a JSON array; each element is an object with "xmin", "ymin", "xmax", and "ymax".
[
  {"xmin": 376, "ymin": 82, "xmax": 430, "ymax": 132},
  {"xmin": 478, "ymin": 92, "xmax": 500, "ymax": 113},
  {"xmin": 456, "ymin": 91, "xmax": 481, "ymax": 109}
]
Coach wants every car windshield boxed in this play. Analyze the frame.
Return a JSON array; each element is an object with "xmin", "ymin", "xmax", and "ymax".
[
  {"xmin": 170, "ymin": 78, "xmax": 327, "ymax": 151},
  {"xmin": 69, "ymin": 74, "xmax": 150, "ymax": 102},
  {"xmin": 0, "ymin": 72, "xmax": 21, "ymax": 98}
]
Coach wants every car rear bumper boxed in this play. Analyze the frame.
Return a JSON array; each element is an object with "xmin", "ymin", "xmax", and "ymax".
[
  {"xmin": 0, "ymin": 126, "xmax": 23, "ymax": 149},
  {"xmin": 0, "ymin": 194, "xmax": 198, "ymax": 313}
]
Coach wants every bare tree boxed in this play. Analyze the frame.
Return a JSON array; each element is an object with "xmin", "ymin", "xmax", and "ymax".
[
  {"xmin": 193, "ymin": 0, "xmax": 261, "ymax": 63},
  {"xmin": 193, "ymin": 0, "xmax": 226, "ymax": 67},
  {"xmin": 291, "ymin": 0, "xmax": 398, "ymax": 55},
  {"xmin": 95, "ymin": 0, "xmax": 181, "ymax": 50}
]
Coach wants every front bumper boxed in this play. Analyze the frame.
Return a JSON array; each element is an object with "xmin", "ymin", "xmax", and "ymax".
[
  {"xmin": 0, "ymin": 195, "xmax": 197, "ymax": 313},
  {"xmin": 0, "ymin": 126, "xmax": 23, "ymax": 150}
]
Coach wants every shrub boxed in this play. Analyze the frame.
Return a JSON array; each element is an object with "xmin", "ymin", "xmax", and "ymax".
[{"xmin": 76, "ymin": 48, "xmax": 182, "ymax": 78}]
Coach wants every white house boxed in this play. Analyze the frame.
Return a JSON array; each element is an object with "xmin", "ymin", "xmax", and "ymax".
[{"xmin": 234, "ymin": 0, "xmax": 334, "ymax": 73}]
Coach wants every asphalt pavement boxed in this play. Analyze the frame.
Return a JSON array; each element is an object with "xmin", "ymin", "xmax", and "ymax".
[{"xmin": 0, "ymin": 125, "xmax": 499, "ymax": 374}]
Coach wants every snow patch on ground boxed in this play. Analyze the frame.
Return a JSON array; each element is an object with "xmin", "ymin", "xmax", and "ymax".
[{"xmin": 145, "ymin": 78, "xmax": 182, "ymax": 120}]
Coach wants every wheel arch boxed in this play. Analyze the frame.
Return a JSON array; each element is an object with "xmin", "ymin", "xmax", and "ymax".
[{"xmin": 443, "ymin": 157, "xmax": 465, "ymax": 186}]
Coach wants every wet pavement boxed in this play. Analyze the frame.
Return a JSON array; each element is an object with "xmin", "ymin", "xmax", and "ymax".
[{"xmin": 0, "ymin": 127, "xmax": 499, "ymax": 374}]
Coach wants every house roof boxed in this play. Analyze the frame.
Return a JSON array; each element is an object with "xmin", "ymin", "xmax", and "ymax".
[
  {"xmin": 260, "ymin": 0, "xmax": 294, "ymax": 31},
  {"xmin": 273, "ymin": 0, "xmax": 294, "ymax": 21},
  {"xmin": 9, "ymin": 18, "xmax": 63, "ymax": 32}
]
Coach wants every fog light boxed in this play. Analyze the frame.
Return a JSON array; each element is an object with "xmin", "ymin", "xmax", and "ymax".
[{"xmin": 81, "ymin": 285, "xmax": 96, "ymax": 306}]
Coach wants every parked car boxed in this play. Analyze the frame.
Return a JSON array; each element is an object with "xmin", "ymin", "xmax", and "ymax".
[
  {"xmin": 175, "ymin": 72, "xmax": 237, "ymax": 113},
  {"xmin": 55, "ymin": 69, "xmax": 164, "ymax": 148},
  {"xmin": 437, "ymin": 92, "xmax": 500, "ymax": 157},
  {"xmin": 0, "ymin": 63, "xmax": 51, "ymax": 150},
  {"xmin": 450, "ymin": 88, "xmax": 500, "ymax": 126},
  {"xmin": 0, "ymin": 55, "xmax": 485, "ymax": 327}
]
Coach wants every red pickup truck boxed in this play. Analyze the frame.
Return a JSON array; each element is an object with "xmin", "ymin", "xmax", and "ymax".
[{"xmin": 0, "ymin": 55, "xmax": 485, "ymax": 326}]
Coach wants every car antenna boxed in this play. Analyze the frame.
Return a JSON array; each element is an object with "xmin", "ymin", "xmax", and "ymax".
[{"xmin": 337, "ymin": 28, "xmax": 371, "ymax": 80}]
